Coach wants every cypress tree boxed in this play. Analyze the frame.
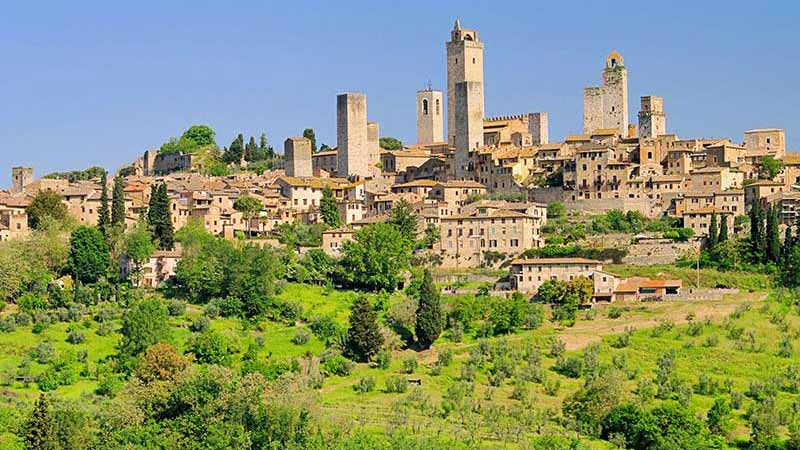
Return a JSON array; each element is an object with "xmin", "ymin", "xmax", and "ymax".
[
  {"xmin": 346, "ymin": 296, "xmax": 383, "ymax": 362},
  {"xmin": 303, "ymin": 128, "xmax": 317, "ymax": 152},
  {"xmin": 147, "ymin": 184, "xmax": 159, "ymax": 233},
  {"xmin": 25, "ymin": 394, "xmax": 55, "ymax": 450},
  {"xmin": 156, "ymin": 184, "xmax": 174, "ymax": 250},
  {"xmin": 782, "ymin": 226, "xmax": 793, "ymax": 262},
  {"xmin": 111, "ymin": 176, "xmax": 126, "ymax": 230},
  {"xmin": 415, "ymin": 269, "xmax": 444, "ymax": 350},
  {"xmin": 97, "ymin": 171, "xmax": 110, "ymax": 238},
  {"xmin": 767, "ymin": 205, "xmax": 781, "ymax": 263},
  {"xmin": 320, "ymin": 186, "xmax": 342, "ymax": 227},
  {"xmin": 718, "ymin": 213, "xmax": 728, "ymax": 243},
  {"xmin": 708, "ymin": 213, "xmax": 718, "ymax": 249}
]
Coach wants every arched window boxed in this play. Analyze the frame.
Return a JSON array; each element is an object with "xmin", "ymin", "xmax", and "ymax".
[
  {"xmin": 610, "ymin": 58, "xmax": 617, "ymax": 68},
  {"xmin": 422, "ymin": 99, "xmax": 429, "ymax": 115},
  {"xmin": 435, "ymin": 99, "xmax": 440, "ymax": 115}
]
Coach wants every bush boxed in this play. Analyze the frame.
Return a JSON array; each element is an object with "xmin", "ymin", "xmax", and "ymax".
[
  {"xmin": 204, "ymin": 302, "xmax": 220, "ymax": 318},
  {"xmin": 376, "ymin": 349, "xmax": 392, "ymax": 370},
  {"xmin": 189, "ymin": 316, "xmax": 211, "ymax": 333},
  {"xmin": 607, "ymin": 307, "xmax": 623, "ymax": 319},
  {"xmin": 323, "ymin": 354, "xmax": 354, "ymax": 376},
  {"xmin": 18, "ymin": 293, "xmax": 48, "ymax": 314},
  {"xmin": 310, "ymin": 315, "xmax": 341, "ymax": 342},
  {"xmin": 96, "ymin": 322, "xmax": 115, "ymax": 336},
  {"xmin": 30, "ymin": 342, "xmax": 55, "ymax": 364},
  {"xmin": 277, "ymin": 300, "xmax": 303, "ymax": 323},
  {"xmin": 402, "ymin": 356, "xmax": 418, "ymax": 374},
  {"xmin": 212, "ymin": 297, "xmax": 243, "ymax": 318},
  {"xmin": 66, "ymin": 330, "xmax": 86, "ymax": 344},
  {"xmin": 385, "ymin": 375, "xmax": 408, "ymax": 393},
  {"xmin": 292, "ymin": 328, "xmax": 311, "ymax": 345},
  {"xmin": 15, "ymin": 312, "xmax": 31, "ymax": 326},
  {"xmin": 554, "ymin": 356, "xmax": 583, "ymax": 378},
  {"xmin": 437, "ymin": 348, "xmax": 454, "ymax": 367},
  {"xmin": 187, "ymin": 331, "xmax": 231, "ymax": 365},
  {"xmin": 167, "ymin": 300, "xmax": 186, "ymax": 317},
  {"xmin": 353, "ymin": 376, "xmax": 376, "ymax": 393},
  {"xmin": 32, "ymin": 322, "xmax": 48, "ymax": 334}
]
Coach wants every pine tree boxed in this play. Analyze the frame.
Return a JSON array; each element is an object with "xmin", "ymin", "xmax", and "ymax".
[
  {"xmin": 259, "ymin": 133, "xmax": 268, "ymax": 150},
  {"xmin": 320, "ymin": 186, "xmax": 342, "ymax": 227},
  {"xmin": 147, "ymin": 184, "xmax": 159, "ymax": 234},
  {"xmin": 782, "ymin": 226, "xmax": 793, "ymax": 261},
  {"xmin": 111, "ymin": 176, "xmax": 126, "ymax": 231},
  {"xmin": 708, "ymin": 213, "xmax": 718, "ymax": 249},
  {"xmin": 767, "ymin": 205, "xmax": 781, "ymax": 263},
  {"xmin": 346, "ymin": 296, "xmax": 383, "ymax": 362},
  {"xmin": 414, "ymin": 269, "xmax": 443, "ymax": 350},
  {"xmin": 718, "ymin": 213, "xmax": 728, "ymax": 243},
  {"xmin": 224, "ymin": 134, "xmax": 245, "ymax": 163},
  {"xmin": 750, "ymin": 202, "xmax": 766, "ymax": 263},
  {"xmin": 303, "ymin": 128, "xmax": 317, "ymax": 152},
  {"xmin": 25, "ymin": 394, "xmax": 55, "ymax": 450},
  {"xmin": 97, "ymin": 171, "xmax": 110, "ymax": 238},
  {"xmin": 245, "ymin": 136, "xmax": 258, "ymax": 161}
]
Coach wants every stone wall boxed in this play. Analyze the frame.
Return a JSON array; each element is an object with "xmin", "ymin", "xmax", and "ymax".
[
  {"xmin": 336, "ymin": 92, "xmax": 368, "ymax": 178},
  {"xmin": 622, "ymin": 238, "xmax": 701, "ymax": 265},
  {"xmin": 454, "ymin": 81, "xmax": 484, "ymax": 179}
]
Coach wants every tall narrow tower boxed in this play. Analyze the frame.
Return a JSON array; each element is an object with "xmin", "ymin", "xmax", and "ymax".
[
  {"xmin": 446, "ymin": 19, "xmax": 484, "ymax": 147},
  {"xmin": 284, "ymin": 137, "xmax": 312, "ymax": 178},
  {"xmin": 417, "ymin": 88, "xmax": 444, "ymax": 145},
  {"xmin": 336, "ymin": 92, "xmax": 369, "ymax": 179},
  {"xmin": 583, "ymin": 51, "xmax": 629, "ymax": 135},
  {"xmin": 638, "ymin": 96, "xmax": 666, "ymax": 139},
  {"xmin": 454, "ymin": 81, "xmax": 484, "ymax": 180},
  {"xmin": 11, "ymin": 167, "xmax": 33, "ymax": 193}
]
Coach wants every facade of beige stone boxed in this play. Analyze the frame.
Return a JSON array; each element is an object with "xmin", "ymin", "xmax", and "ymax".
[
  {"xmin": 11, "ymin": 167, "xmax": 33, "ymax": 193},
  {"xmin": 509, "ymin": 258, "xmax": 618, "ymax": 301},
  {"xmin": 284, "ymin": 137, "xmax": 312, "ymax": 178},
  {"xmin": 417, "ymin": 89, "xmax": 444, "ymax": 145},
  {"xmin": 336, "ymin": 92, "xmax": 370, "ymax": 178},
  {"xmin": 446, "ymin": 20, "xmax": 484, "ymax": 147},
  {"xmin": 638, "ymin": 96, "xmax": 665, "ymax": 139}
]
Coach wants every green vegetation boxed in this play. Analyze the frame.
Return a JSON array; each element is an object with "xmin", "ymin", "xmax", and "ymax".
[
  {"xmin": 26, "ymin": 189, "xmax": 70, "ymax": 230},
  {"xmin": 43, "ymin": 166, "xmax": 106, "ymax": 182},
  {"xmin": 378, "ymin": 136, "xmax": 402, "ymax": 150}
]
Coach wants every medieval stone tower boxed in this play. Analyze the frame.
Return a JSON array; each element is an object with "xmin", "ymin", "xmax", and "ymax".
[
  {"xmin": 416, "ymin": 88, "xmax": 444, "ymax": 145},
  {"xmin": 447, "ymin": 19, "xmax": 484, "ymax": 147},
  {"xmin": 284, "ymin": 137, "xmax": 312, "ymax": 178},
  {"xmin": 638, "ymin": 96, "xmax": 666, "ymax": 139},
  {"xmin": 454, "ymin": 81, "xmax": 484, "ymax": 180},
  {"xmin": 336, "ymin": 92, "xmax": 370, "ymax": 179},
  {"xmin": 583, "ymin": 51, "xmax": 628, "ymax": 135},
  {"xmin": 11, "ymin": 166, "xmax": 33, "ymax": 193}
]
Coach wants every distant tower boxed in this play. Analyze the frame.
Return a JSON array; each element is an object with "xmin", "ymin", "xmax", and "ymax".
[
  {"xmin": 11, "ymin": 166, "xmax": 33, "ymax": 193},
  {"xmin": 336, "ymin": 92, "xmax": 370, "ymax": 178},
  {"xmin": 416, "ymin": 88, "xmax": 444, "ymax": 145},
  {"xmin": 447, "ymin": 19, "xmax": 484, "ymax": 147},
  {"xmin": 284, "ymin": 137, "xmax": 312, "ymax": 177},
  {"xmin": 638, "ymin": 96, "xmax": 666, "ymax": 139},
  {"xmin": 583, "ymin": 51, "xmax": 629, "ymax": 135},
  {"xmin": 367, "ymin": 121, "xmax": 380, "ymax": 176},
  {"xmin": 528, "ymin": 112, "xmax": 549, "ymax": 145},
  {"xmin": 454, "ymin": 81, "xmax": 484, "ymax": 180}
]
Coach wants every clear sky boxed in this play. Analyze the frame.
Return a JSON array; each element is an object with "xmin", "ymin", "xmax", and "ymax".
[{"xmin": 1, "ymin": 0, "xmax": 798, "ymax": 187}]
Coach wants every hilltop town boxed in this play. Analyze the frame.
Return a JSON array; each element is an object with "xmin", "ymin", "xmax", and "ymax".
[{"xmin": 2, "ymin": 19, "xmax": 800, "ymax": 450}]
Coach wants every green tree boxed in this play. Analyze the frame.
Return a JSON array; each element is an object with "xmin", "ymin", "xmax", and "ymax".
[
  {"xmin": 148, "ymin": 183, "xmax": 174, "ymax": 250},
  {"xmin": 303, "ymin": 128, "xmax": 317, "ymax": 152},
  {"xmin": 346, "ymin": 296, "xmax": 384, "ymax": 362},
  {"xmin": 68, "ymin": 226, "xmax": 110, "ymax": 284},
  {"xmin": 187, "ymin": 330, "xmax": 231, "ymax": 365},
  {"xmin": 320, "ymin": 186, "xmax": 342, "ymax": 227},
  {"xmin": 706, "ymin": 397, "xmax": 732, "ymax": 437},
  {"xmin": 124, "ymin": 221, "xmax": 155, "ymax": 284},
  {"xmin": 414, "ymin": 269, "xmax": 443, "ymax": 349},
  {"xmin": 225, "ymin": 133, "xmax": 245, "ymax": 163},
  {"xmin": 111, "ymin": 176, "xmax": 126, "ymax": 231},
  {"xmin": 27, "ymin": 189, "xmax": 69, "ymax": 229},
  {"xmin": 339, "ymin": 222, "xmax": 411, "ymax": 291},
  {"xmin": 97, "ymin": 172, "xmax": 111, "ymax": 238},
  {"xmin": 551, "ymin": 276, "xmax": 592, "ymax": 325},
  {"xmin": 233, "ymin": 195, "xmax": 262, "ymax": 238},
  {"xmin": 717, "ymin": 213, "xmax": 728, "ymax": 243},
  {"xmin": 760, "ymin": 156, "xmax": 784, "ymax": 180},
  {"xmin": 181, "ymin": 124, "xmax": 216, "ymax": 148},
  {"xmin": 378, "ymin": 137, "xmax": 402, "ymax": 150},
  {"xmin": 25, "ymin": 394, "xmax": 55, "ymax": 450},
  {"xmin": 749, "ymin": 201, "xmax": 766, "ymax": 262},
  {"xmin": 388, "ymin": 198, "xmax": 418, "ymax": 244},
  {"xmin": 767, "ymin": 205, "xmax": 780, "ymax": 263},
  {"xmin": 707, "ymin": 213, "xmax": 718, "ymax": 249},
  {"xmin": 547, "ymin": 202, "xmax": 565, "ymax": 219},
  {"xmin": 119, "ymin": 297, "xmax": 171, "ymax": 358}
]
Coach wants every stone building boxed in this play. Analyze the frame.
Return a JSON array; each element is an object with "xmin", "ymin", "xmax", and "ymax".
[
  {"xmin": 446, "ymin": 19, "xmax": 484, "ymax": 147},
  {"xmin": 509, "ymin": 258, "xmax": 618, "ymax": 302},
  {"xmin": 743, "ymin": 129, "xmax": 786, "ymax": 159},
  {"xmin": 11, "ymin": 167, "xmax": 33, "ymax": 193},
  {"xmin": 312, "ymin": 149, "xmax": 338, "ymax": 175},
  {"xmin": 417, "ymin": 88, "xmax": 444, "ymax": 145},
  {"xmin": 454, "ymin": 80, "xmax": 484, "ymax": 179},
  {"xmin": 483, "ymin": 113, "xmax": 549, "ymax": 147},
  {"xmin": 638, "ymin": 96, "xmax": 666, "ymax": 139},
  {"xmin": 583, "ymin": 51, "xmax": 629, "ymax": 136},
  {"xmin": 284, "ymin": 137, "xmax": 312, "ymax": 178}
]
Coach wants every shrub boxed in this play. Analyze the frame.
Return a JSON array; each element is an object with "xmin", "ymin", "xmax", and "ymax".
[
  {"xmin": 30, "ymin": 342, "xmax": 55, "ymax": 364},
  {"xmin": 66, "ymin": 330, "xmax": 86, "ymax": 344},
  {"xmin": 385, "ymin": 375, "xmax": 408, "ymax": 393},
  {"xmin": 32, "ymin": 322, "xmax": 47, "ymax": 334},
  {"xmin": 277, "ymin": 300, "xmax": 303, "ymax": 323},
  {"xmin": 310, "ymin": 315, "xmax": 341, "ymax": 342},
  {"xmin": 353, "ymin": 376, "xmax": 376, "ymax": 393},
  {"xmin": 554, "ymin": 356, "xmax": 583, "ymax": 378},
  {"xmin": 167, "ymin": 300, "xmax": 187, "ymax": 317},
  {"xmin": 449, "ymin": 322, "xmax": 464, "ymax": 343},
  {"xmin": 607, "ymin": 306, "xmax": 623, "ymax": 319},
  {"xmin": 437, "ymin": 348, "xmax": 454, "ymax": 367},
  {"xmin": 212, "ymin": 297, "xmax": 243, "ymax": 318},
  {"xmin": 402, "ymin": 356, "xmax": 418, "ymax": 374},
  {"xmin": 15, "ymin": 312, "xmax": 31, "ymax": 326},
  {"xmin": 96, "ymin": 322, "xmax": 114, "ymax": 336},
  {"xmin": 17, "ymin": 293, "xmax": 48, "ymax": 314},
  {"xmin": 187, "ymin": 331, "xmax": 231, "ymax": 365},
  {"xmin": 376, "ymin": 349, "xmax": 392, "ymax": 370},
  {"xmin": 549, "ymin": 339, "xmax": 566, "ymax": 359},
  {"xmin": 204, "ymin": 302, "xmax": 220, "ymax": 318},
  {"xmin": 292, "ymin": 328, "xmax": 311, "ymax": 345},
  {"xmin": 189, "ymin": 316, "xmax": 210, "ymax": 333},
  {"xmin": 323, "ymin": 354, "xmax": 354, "ymax": 376}
]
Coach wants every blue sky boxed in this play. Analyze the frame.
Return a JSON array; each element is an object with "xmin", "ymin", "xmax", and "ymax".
[{"xmin": 1, "ymin": 0, "xmax": 798, "ymax": 187}]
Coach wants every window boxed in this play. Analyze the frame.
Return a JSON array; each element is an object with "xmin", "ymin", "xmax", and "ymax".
[
  {"xmin": 422, "ymin": 99, "xmax": 429, "ymax": 115},
  {"xmin": 435, "ymin": 99, "xmax": 440, "ymax": 115}
]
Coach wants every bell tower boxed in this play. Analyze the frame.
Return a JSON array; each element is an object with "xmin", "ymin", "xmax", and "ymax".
[{"xmin": 446, "ymin": 19, "xmax": 484, "ymax": 147}]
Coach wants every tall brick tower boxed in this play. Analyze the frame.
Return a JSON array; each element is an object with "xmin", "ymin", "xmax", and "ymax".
[
  {"xmin": 336, "ymin": 92, "xmax": 369, "ymax": 179},
  {"xmin": 446, "ymin": 19, "xmax": 484, "ymax": 147},
  {"xmin": 11, "ymin": 166, "xmax": 33, "ymax": 193},
  {"xmin": 583, "ymin": 51, "xmax": 629, "ymax": 136},
  {"xmin": 416, "ymin": 88, "xmax": 444, "ymax": 145}
]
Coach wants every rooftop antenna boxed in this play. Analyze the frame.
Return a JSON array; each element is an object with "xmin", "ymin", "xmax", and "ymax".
[{"xmin": 426, "ymin": 79, "xmax": 433, "ymax": 91}]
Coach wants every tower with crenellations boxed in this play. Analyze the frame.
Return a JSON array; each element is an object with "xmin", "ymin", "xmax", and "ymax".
[{"xmin": 583, "ymin": 51, "xmax": 628, "ymax": 136}]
